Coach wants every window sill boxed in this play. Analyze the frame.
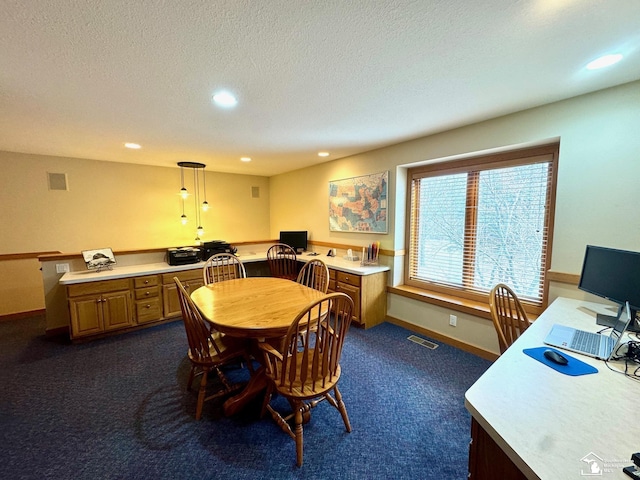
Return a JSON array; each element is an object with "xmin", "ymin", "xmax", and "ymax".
[
  {"xmin": 388, "ymin": 285, "xmax": 539, "ymax": 321},
  {"xmin": 387, "ymin": 285, "xmax": 492, "ymax": 320}
]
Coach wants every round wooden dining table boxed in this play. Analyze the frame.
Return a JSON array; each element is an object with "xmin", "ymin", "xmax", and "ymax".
[
  {"xmin": 190, "ymin": 277, "xmax": 328, "ymax": 416},
  {"xmin": 190, "ymin": 277, "xmax": 327, "ymax": 338}
]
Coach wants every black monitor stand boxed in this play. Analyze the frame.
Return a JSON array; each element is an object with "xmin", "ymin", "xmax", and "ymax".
[{"xmin": 596, "ymin": 306, "xmax": 640, "ymax": 332}]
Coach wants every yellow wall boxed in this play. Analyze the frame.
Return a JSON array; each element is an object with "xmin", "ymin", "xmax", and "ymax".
[
  {"xmin": 270, "ymin": 80, "xmax": 640, "ymax": 354},
  {"xmin": 0, "ymin": 151, "xmax": 270, "ymax": 315}
]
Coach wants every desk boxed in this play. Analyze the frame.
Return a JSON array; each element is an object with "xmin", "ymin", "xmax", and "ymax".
[
  {"xmin": 465, "ymin": 297, "xmax": 640, "ymax": 479},
  {"xmin": 190, "ymin": 277, "xmax": 327, "ymax": 415}
]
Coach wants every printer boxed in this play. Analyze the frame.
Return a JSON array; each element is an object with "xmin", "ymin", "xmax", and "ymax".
[
  {"xmin": 202, "ymin": 241, "xmax": 236, "ymax": 260},
  {"xmin": 167, "ymin": 247, "xmax": 202, "ymax": 266}
]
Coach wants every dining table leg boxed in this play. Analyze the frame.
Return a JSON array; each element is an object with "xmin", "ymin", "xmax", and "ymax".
[{"xmin": 222, "ymin": 366, "xmax": 268, "ymax": 416}]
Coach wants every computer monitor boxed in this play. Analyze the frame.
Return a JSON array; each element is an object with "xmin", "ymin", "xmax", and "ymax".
[
  {"xmin": 279, "ymin": 231, "xmax": 308, "ymax": 254},
  {"xmin": 578, "ymin": 245, "xmax": 640, "ymax": 331}
]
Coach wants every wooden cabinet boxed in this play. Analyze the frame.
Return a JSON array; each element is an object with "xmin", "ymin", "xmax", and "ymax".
[
  {"xmin": 329, "ymin": 268, "xmax": 387, "ymax": 328},
  {"xmin": 161, "ymin": 270, "xmax": 204, "ymax": 318},
  {"xmin": 67, "ymin": 278, "xmax": 133, "ymax": 339},
  {"xmin": 468, "ymin": 418, "xmax": 527, "ymax": 480},
  {"xmin": 66, "ymin": 266, "xmax": 203, "ymax": 341}
]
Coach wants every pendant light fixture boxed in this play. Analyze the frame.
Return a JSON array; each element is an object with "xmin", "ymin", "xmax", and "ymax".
[{"xmin": 177, "ymin": 161, "xmax": 207, "ymax": 241}]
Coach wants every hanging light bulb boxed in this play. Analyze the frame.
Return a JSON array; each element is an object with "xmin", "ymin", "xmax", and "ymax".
[
  {"xmin": 201, "ymin": 168, "xmax": 209, "ymax": 211},
  {"xmin": 176, "ymin": 161, "xmax": 206, "ymax": 240},
  {"xmin": 179, "ymin": 165, "xmax": 189, "ymax": 199}
]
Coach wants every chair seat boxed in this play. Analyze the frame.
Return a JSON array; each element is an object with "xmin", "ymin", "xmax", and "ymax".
[
  {"xmin": 270, "ymin": 353, "xmax": 341, "ymax": 399},
  {"xmin": 188, "ymin": 332, "xmax": 247, "ymax": 366}
]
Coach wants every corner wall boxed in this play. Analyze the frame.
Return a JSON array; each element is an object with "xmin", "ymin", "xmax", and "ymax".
[{"xmin": 269, "ymin": 80, "xmax": 640, "ymax": 356}]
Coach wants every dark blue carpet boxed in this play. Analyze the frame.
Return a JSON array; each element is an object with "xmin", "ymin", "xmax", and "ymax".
[{"xmin": 0, "ymin": 315, "xmax": 491, "ymax": 479}]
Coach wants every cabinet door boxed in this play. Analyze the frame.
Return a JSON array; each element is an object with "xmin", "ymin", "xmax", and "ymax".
[
  {"xmin": 336, "ymin": 282, "xmax": 361, "ymax": 321},
  {"xmin": 69, "ymin": 296, "xmax": 104, "ymax": 338},
  {"xmin": 163, "ymin": 284, "xmax": 181, "ymax": 318},
  {"xmin": 163, "ymin": 279, "xmax": 204, "ymax": 318},
  {"xmin": 102, "ymin": 291, "xmax": 133, "ymax": 331}
]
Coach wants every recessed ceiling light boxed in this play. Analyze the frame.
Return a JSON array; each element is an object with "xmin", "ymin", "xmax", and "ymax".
[
  {"xmin": 212, "ymin": 91, "xmax": 238, "ymax": 108},
  {"xmin": 318, "ymin": 152, "xmax": 330, "ymax": 157},
  {"xmin": 124, "ymin": 142, "xmax": 141, "ymax": 149},
  {"xmin": 240, "ymin": 157, "xmax": 252, "ymax": 162},
  {"xmin": 586, "ymin": 54, "xmax": 623, "ymax": 70}
]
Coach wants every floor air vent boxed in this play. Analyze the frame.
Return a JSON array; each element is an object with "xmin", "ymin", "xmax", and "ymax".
[{"xmin": 407, "ymin": 335, "xmax": 439, "ymax": 350}]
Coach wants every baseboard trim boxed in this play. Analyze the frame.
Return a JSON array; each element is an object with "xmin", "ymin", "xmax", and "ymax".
[
  {"xmin": 385, "ymin": 315, "xmax": 499, "ymax": 362},
  {"xmin": 0, "ymin": 309, "xmax": 46, "ymax": 322}
]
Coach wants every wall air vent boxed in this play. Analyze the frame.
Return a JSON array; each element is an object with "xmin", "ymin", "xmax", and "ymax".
[{"xmin": 47, "ymin": 172, "xmax": 68, "ymax": 191}]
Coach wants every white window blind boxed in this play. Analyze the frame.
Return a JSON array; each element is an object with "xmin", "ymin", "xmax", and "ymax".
[{"xmin": 407, "ymin": 145, "xmax": 558, "ymax": 307}]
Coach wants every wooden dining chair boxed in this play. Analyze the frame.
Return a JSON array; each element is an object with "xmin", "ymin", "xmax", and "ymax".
[
  {"xmin": 203, "ymin": 253, "xmax": 247, "ymax": 285},
  {"xmin": 266, "ymin": 243, "xmax": 298, "ymax": 280},
  {"xmin": 296, "ymin": 258, "xmax": 330, "ymax": 293},
  {"xmin": 174, "ymin": 277, "xmax": 249, "ymax": 420},
  {"xmin": 489, "ymin": 283, "xmax": 531, "ymax": 354},
  {"xmin": 259, "ymin": 292, "xmax": 355, "ymax": 467}
]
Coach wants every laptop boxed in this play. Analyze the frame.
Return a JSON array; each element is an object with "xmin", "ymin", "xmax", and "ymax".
[{"xmin": 543, "ymin": 301, "xmax": 632, "ymax": 360}]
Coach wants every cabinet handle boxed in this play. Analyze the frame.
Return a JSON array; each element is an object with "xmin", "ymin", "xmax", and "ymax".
[
  {"xmin": 145, "ymin": 291, "xmax": 151, "ymax": 296},
  {"xmin": 144, "ymin": 280, "xmax": 150, "ymax": 284},
  {"xmin": 145, "ymin": 304, "xmax": 151, "ymax": 308}
]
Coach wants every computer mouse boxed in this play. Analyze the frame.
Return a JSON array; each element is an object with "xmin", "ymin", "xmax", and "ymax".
[{"xmin": 543, "ymin": 349, "xmax": 568, "ymax": 365}]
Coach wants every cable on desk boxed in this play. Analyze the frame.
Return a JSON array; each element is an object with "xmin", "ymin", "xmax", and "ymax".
[{"xmin": 606, "ymin": 340, "xmax": 640, "ymax": 382}]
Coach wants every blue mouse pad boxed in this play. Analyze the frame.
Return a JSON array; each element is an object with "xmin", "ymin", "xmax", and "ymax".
[{"xmin": 523, "ymin": 347, "xmax": 598, "ymax": 376}]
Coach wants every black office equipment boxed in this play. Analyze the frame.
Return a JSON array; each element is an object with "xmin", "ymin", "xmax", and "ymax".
[
  {"xmin": 578, "ymin": 245, "xmax": 640, "ymax": 331},
  {"xmin": 279, "ymin": 231, "xmax": 308, "ymax": 254},
  {"xmin": 167, "ymin": 247, "xmax": 201, "ymax": 265},
  {"xmin": 202, "ymin": 241, "xmax": 236, "ymax": 259}
]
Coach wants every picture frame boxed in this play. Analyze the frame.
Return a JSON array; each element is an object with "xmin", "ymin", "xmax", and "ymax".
[
  {"xmin": 81, "ymin": 248, "xmax": 116, "ymax": 271},
  {"xmin": 329, "ymin": 171, "xmax": 388, "ymax": 233}
]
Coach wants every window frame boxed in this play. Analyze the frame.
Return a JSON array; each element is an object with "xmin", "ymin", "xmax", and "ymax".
[{"xmin": 404, "ymin": 144, "xmax": 559, "ymax": 315}]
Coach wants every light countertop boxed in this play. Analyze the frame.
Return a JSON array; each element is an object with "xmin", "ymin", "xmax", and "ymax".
[{"xmin": 59, "ymin": 251, "xmax": 388, "ymax": 285}]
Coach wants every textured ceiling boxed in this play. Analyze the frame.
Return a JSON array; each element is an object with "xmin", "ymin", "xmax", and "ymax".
[{"xmin": 1, "ymin": 0, "xmax": 639, "ymax": 176}]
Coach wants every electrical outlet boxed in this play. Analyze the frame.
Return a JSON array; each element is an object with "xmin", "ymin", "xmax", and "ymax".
[
  {"xmin": 56, "ymin": 263, "xmax": 70, "ymax": 274},
  {"xmin": 449, "ymin": 314, "xmax": 457, "ymax": 327}
]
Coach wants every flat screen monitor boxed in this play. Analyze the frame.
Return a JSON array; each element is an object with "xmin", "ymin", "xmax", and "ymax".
[
  {"xmin": 279, "ymin": 231, "xmax": 308, "ymax": 254},
  {"xmin": 578, "ymin": 245, "xmax": 640, "ymax": 331}
]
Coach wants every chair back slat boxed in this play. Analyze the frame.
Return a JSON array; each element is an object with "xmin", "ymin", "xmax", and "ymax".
[
  {"xmin": 296, "ymin": 259, "xmax": 330, "ymax": 293},
  {"xmin": 203, "ymin": 253, "xmax": 246, "ymax": 285},
  {"xmin": 277, "ymin": 293, "xmax": 354, "ymax": 395},
  {"xmin": 489, "ymin": 283, "xmax": 530, "ymax": 354},
  {"xmin": 174, "ymin": 277, "xmax": 223, "ymax": 360},
  {"xmin": 267, "ymin": 244, "xmax": 298, "ymax": 280}
]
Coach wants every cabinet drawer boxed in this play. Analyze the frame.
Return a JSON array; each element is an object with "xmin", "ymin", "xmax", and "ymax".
[
  {"xmin": 136, "ymin": 298, "xmax": 162, "ymax": 324},
  {"xmin": 134, "ymin": 275, "xmax": 159, "ymax": 288},
  {"xmin": 329, "ymin": 268, "xmax": 337, "ymax": 280},
  {"xmin": 337, "ymin": 271, "xmax": 361, "ymax": 287},
  {"xmin": 134, "ymin": 286, "xmax": 160, "ymax": 300},
  {"xmin": 162, "ymin": 269, "xmax": 202, "ymax": 284},
  {"xmin": 67, "ymin": 278, "xmax": 131, "ymax": 297}
]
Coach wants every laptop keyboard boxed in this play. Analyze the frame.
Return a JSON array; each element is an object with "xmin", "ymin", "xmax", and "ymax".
[{"xmin": 570, "ymin": 330, "xmax": 600, "ymax": 354}]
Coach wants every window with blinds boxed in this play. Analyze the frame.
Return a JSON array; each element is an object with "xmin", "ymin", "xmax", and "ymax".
[{"xmin": 406, "ymin": 144, "xmax": 559, "ymax": 310}]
